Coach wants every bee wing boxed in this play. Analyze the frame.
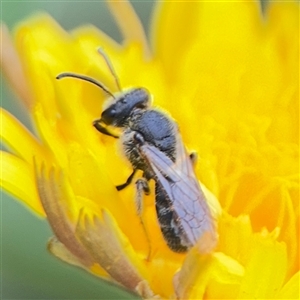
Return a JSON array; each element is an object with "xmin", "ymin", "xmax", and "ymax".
[{"xmin": 140, "ymin": 134, "xmax": 217, "ymax": 252}]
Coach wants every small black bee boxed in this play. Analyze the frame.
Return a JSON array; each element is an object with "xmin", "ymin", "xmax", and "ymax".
[{"xmin": 57, "ymin": 48, "xmax": 217, "ymax": 254}]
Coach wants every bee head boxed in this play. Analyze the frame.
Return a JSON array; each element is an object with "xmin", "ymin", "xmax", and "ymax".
[{"xmin": 100, "ymin": 88, "xmax": 150, "ymax": 127}]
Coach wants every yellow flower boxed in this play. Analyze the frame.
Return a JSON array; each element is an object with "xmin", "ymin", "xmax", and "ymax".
[{"xmin": 1, "ymin": 1, "xmax": 299, "ymax": 299}]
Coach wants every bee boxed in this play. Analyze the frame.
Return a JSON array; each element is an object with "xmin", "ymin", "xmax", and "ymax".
[{"xmin": 56, "ymin": 48, "xmax": 217, "ymax": 254}]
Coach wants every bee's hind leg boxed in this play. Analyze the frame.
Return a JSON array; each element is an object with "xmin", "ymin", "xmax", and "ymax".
[
  {"xmin": 135, "ymin": 178, "xmax": 150, "ymax": 214},
  {"xmin": 135, "ymin": 178, "xmax": 152, "ymax": 261}
]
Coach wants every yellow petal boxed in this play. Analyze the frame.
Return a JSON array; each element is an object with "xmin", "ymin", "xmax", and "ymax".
[
  {"xmin": 151, "ymin": 1, "xmax": 202, "ymax": 84},
  {"xmin": 152, "ymin": 1, "xmax": 262, "ymax": 88},
  {"xmin": 32, "ymin": 102, "xmax": 68, "ymax": 167},
  {"xmin": 237, "ymin": 234, "xmax": 287, "ymax": 298},
  {"xmin": 174, "ymin": 248, "xmax": 244, "ymax": 299},
  {"xmin": 1, "ymin": 151, "xmax": 44, "ymax": 215},
  {"xmin": 217, "ymin": 213, "xmax": 253, "ymax": 266},
  {"xmin": 15, "ymin": 14, "xmax": 74, "ymax": 110},
  {"xmin": 107, "ymin": 0, "xmax": 150, "ymax": 57},
  {"xmin": 1, "ymin": 108, "xmax": 47, "ymax": 162},
  {"xmin": 206, "ymin": 253, "xmax": 245, "ymax": 299},
  {"xmin": 276, "ymin": 271, "xmax": 300, "ymax": 299},
  {"xmin": 264, "ymin": 1, "xmax": 299, "ymax": 145}
]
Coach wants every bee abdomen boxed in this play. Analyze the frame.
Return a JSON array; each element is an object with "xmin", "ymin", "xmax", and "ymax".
[{"xmin": 155, "ymin": 185, "xmax": 188, "ymax": 252}]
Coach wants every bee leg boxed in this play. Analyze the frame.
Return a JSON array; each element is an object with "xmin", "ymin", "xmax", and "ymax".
[
  {"xmin": 116, "ymin": 169, "xmax": 137, "ymax": 191},
  {"xmin": 189, "ymin": 151, "xmax": 198, "ymax": 167},
  {"xmin": 93, "ymin": 119, "xmax": 119, "ymax": 139},
  {"xmin": 135, "ymin": 178, "xmax": 152, "ymax": 261},
  {"xmin": 135, "ymin": 178, "xmax": 150, "ymax": 214}
]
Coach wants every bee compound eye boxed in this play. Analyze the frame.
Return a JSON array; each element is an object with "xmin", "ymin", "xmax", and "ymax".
[
  {"xmin": 108, "ymin": 108, "xmax": 116, "ymax": 117},
  {"xmin": 133, "ymin": 132, "xmax": 145, "ymax": 145},
  {"xmin": 101, "ymin": 107, "xmax": 117, "ymax": 125}
]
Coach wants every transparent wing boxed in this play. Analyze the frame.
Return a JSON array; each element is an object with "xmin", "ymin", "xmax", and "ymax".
[{"xmin": 140, "ymin": 133, "xmax": 217, "ymax": 250}]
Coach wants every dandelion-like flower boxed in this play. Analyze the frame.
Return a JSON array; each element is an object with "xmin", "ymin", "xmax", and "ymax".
[{"xmin": 1, "ymin": 1, "xmax": 299, "ymax": 299}]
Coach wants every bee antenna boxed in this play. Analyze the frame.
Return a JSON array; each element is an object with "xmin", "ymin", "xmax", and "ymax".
[
  {"xmin": 97, "ymin": 47, "xmax": 122, "ymax": 92},
  {"xmin": 56, "ymin": 72, "xmax": 115, "ymax": 98}
]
